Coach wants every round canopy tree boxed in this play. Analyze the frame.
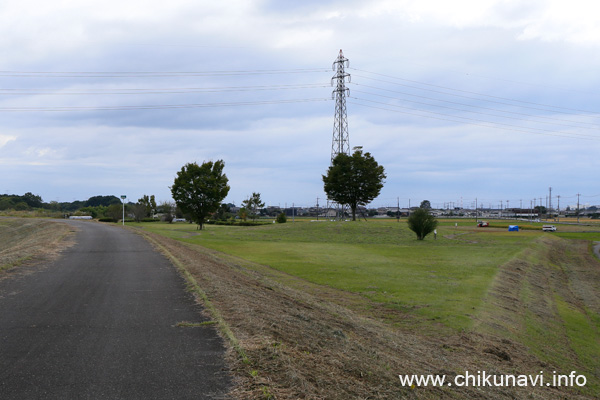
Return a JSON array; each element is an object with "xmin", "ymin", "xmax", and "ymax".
[
  {"xmin": 322, "ymin": 149, "xmax": 386, "ymax": 221},
  {"xmin": 170, "ymin": 160, "xmax": 230, "ymax": 230}
]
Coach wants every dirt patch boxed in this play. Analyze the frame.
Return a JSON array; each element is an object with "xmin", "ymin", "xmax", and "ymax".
[{"xmin": 137, "ymin": 229, "xmax": 593, "ymax": 399}]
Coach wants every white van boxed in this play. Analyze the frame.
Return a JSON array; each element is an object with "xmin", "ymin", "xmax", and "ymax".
[{"xmin": 542, "ymin": 225, "xmax": 557, "ymax": 232}]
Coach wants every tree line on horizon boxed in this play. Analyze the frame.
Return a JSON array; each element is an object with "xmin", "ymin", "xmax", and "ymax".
[{"xmin": 0, "ymin": 193, "xmax": 122, "ymax": 212}]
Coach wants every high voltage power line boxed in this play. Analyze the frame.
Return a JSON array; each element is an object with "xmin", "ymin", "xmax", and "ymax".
[
  {"xmin": 348, "ymin": 99, "xmax": 598, "ymax": 140},
  {"xmin": 0, "ymin": 83, "xmax": 329, "ymax": 95},
  {"xmin": 354, "ymin": 75, "xmax": 596, "ymax": 120},
  {"xmin": 349, "ymin": 68, "xmax": 598, "ymax": 114},
  {"xmin": 350, "ymin": 83, "xmax": 600, "ymax": 129},
  {"xmin": 350, "ymin": 95, "xmax": 599, "ymax": 139},
  {"xmin": 0, "ymin": 68, "xmax": 329, "ymax": 78},
  {"xmin": 0, "ymin": 98, "xmax": 329, "ymax": 112},
  {"xmin": 1, "ymin": 64, "xmax": 599, "ymax": 142},
  {"xmin": 347, "ymin": 69, "xmax": 600, "ymax": 141},
  {"xmin": 0, "ymin": 67, "xmax": 331, "ymax": 111},
  {"xmin": 351, "ymin": 88, "xmax": 599, "ymax": 132}
]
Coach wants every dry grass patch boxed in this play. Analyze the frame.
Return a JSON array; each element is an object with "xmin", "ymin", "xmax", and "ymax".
[{"xmin": 0, "ymin": 217, "xmax": 75, "ymax": 275}]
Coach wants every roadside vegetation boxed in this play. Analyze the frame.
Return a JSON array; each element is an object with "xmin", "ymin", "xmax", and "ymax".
[{"xmin": 0, "ymin": 218, "xmax": 74, "ymax": 273}]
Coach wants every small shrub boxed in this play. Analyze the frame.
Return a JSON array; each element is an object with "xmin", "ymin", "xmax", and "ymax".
[
  {"xmin": 276, "ymin": 212, "xmax": 287, "ymax": 224},
  {"xmin": 407, "ymin": 208, "xmax": 437, "ymax": 240}
]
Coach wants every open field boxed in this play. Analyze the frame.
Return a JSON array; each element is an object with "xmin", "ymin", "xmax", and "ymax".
[
  {"xmin": 130, "ymin": 218, "xmax": 600, "ymax": 398},
  {"xmin": 2, "ymin": 217, "xmax": 598, "ymax": 398},
  {"xmin": 138, "ymin": 219, "xmax": 539, "ymax": 333}
]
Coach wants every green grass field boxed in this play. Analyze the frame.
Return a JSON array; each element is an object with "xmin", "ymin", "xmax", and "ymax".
[
  {"xmin": 133, "ymin": 219, "xmax": 545, "ymax": 332},
  {"xmin": 130, "ymin": 217, "xmax": 600, "ymax": 395}
]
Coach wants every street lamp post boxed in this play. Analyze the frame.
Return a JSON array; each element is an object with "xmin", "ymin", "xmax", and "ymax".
[{"xmin": 121, "ymin": 195, "xmax": 126, "ymax": 226}]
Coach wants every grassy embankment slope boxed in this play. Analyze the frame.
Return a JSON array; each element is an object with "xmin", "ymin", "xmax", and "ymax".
[
  {"xmin": 0, "ymin": 217, "xmax": 73, "ymax": 273},
  {"xmin": 134, "ymin": 219, "xmax": 600, "ymax": 399}
]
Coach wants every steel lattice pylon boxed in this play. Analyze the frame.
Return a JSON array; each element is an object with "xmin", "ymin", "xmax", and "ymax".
[
  {"xmin": 331, "ymin": 49, "xmax": 350, "ymax": 162},
  {"xmin": 327, "ymin": 50, "xmax": 351, "ymax": 220}
]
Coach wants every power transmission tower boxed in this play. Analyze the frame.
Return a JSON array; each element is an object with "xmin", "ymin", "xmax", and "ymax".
[
  {"xmin": 331, "ymin": 49, "xmax": 350, "ymax": 161},
  {"xmin": 327, "ymin": 49, "xmax": 351, "ymax": 220}
]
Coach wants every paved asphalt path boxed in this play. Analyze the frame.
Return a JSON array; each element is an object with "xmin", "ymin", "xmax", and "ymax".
[{"xmin": 0, "ymin": 220, "xmax": 231, "ymax": 399}]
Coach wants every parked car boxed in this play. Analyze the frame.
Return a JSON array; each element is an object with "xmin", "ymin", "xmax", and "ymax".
[
  {"xmin": 542, "ymin": 225, "xmax": 557, "ymax": 232},
  {"xmin": 477, "ymin": 221, "xmax": 489, "ymax": 227}
]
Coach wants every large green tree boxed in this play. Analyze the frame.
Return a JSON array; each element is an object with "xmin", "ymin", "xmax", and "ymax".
[
  {"xmin": 322, "ymin": 149, "xmax": 386, "ymax": 221},
  {"xmin": 170, "ymin": 160, "xmax": 230, "ymax": 230}
]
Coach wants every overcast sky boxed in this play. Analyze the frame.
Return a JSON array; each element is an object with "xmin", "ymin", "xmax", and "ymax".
[{"xmin": 1, "ymin": 0, "xmax": 600, "ymax": 209}]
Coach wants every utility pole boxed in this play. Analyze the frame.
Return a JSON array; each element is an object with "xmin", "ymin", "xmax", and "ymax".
[
  {"xmin": 316, "ymin": 197, "xmax": 319, "ymax": 221},
  {"xmin": 530, "ymin": 199, "xmax": 533, "ymax": 221},
  {"xmin": 557, "ymin": 195, "xmax": 560, "ymax": 222},
  {"xmin": 328, "ymin": 49, "xmax": 351, "ymax": 220},
  {"xmin": 120, "ymin": 195, "xmax": 127, "ymax": 226},
  {"xmin": 397, "ymin": 197, "xmax": 400, "ymax": 222},
  {"xmin": 577, "ymin": 193, "xmax": 580, "ymax": 223},
  {"xmin": 549, "ymin": 187, "xmax": 552, "ymax": 219},
  {"xmin": 475, "ymin": 197, "xmax": 478, "ymax": 222},
  {"xmin": 507, "ymin": 200, "xmax": 510, "ymax": 219}
]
